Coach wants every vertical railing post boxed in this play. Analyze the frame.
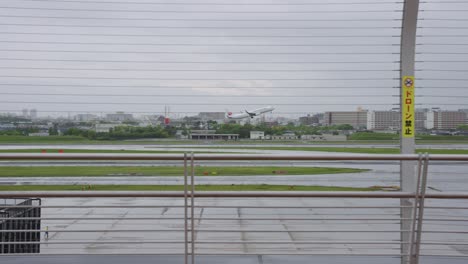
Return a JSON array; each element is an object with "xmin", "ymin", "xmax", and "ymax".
[
  {"xmin": 400, "ymin": 1, "xmax": 420, "ymax": 263},
  {"xmin": 408, "ymin": 154, "xmax": 423, "ymax": 263},
  {"xmin": 190, "ymin": 152, "xmax": 195, "ymax": 264},
  {"xmin": 183, "ymin": 153, "xmax": 188, "ymax": 264},
  {"xmin": 414, "ymin": 153, "xmax": 430, "ymax": 264}
]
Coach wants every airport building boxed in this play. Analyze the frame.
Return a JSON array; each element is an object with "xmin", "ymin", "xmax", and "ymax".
[
  {"xmin": 1, "ymin": 199, "xmax": 41, "ymax": 254},
  {"xmin": 189, "ymin": 130, "xmax": 239, "ymax": 140},
  {"xmin": 250, "ymin": 131, "xmax": 265, "ymax": 140},
  {"xmin": 268, "ymin": 131, "xmax": 298, "ymax": 140},
  {"xmin": 324, "ymin": 111, "xmax": 368, "ymax": 129}
]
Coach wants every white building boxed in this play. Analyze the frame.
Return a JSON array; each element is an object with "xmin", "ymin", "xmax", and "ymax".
[
  {"xmin": 28, "ymin": 132, "xmax": 49, "ymax": 137},
  {"xmin": 95, "ymin": 124, "xmax": 120, "ymax": 133},
  {"xmin": 270, "ymin": 132, "xmax": 298, "ymax": 140},
  {"xmin": 250, "ymin": 131, "xmax": 265, "ymax": 140}
]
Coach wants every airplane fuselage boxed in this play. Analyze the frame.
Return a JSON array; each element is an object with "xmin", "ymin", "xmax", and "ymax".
[{"xmin": 227, "ymin": 106, "xmax": 274, "ymax": 119}]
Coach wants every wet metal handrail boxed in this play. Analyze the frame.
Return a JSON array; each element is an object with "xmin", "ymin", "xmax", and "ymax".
[
  {"xmin": 1, "ymin": 153, "xmax": 468, "ymax": 161},
  {"xmin": 1, "ymin": 191, "xmax": 467, "ymax": 199}
]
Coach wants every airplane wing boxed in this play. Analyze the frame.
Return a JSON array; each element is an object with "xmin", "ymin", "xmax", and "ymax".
[{"xmin": 245, "ymin": 110, "xmax": 256, "ymax": 117}]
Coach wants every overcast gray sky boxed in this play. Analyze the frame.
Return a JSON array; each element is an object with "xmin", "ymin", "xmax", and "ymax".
[{"xmin": 0, "ymin": 0, "xmax": 467, "ymax": 117}]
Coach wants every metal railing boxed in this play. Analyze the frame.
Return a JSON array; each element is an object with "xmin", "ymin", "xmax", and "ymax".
[{"xmin": 0, "ymin": 153, "xmax": 467, "ymax": 264}]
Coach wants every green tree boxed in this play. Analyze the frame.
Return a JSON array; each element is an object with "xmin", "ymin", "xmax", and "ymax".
[
  {"xmin": 335, "ymin": 124, "xmax": 354, "ymax": 130},
  {"xmin": 48, "ymin": 127, "xmax": 58, "ymax": 136}
]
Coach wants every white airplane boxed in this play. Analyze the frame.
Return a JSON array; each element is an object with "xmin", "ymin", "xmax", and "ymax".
[{"xmin": 226, "ymin": 106, "xmax": 275, "ymax": 119}]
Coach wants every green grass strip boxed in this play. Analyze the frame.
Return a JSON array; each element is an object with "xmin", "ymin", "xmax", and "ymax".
[
  {"xmin": 0, "ymin": 135, "xmax": 90, "ymax": 144},
  {"xmin": 0, "ymin": 184, "xmax": 379, "ymax": 192},
  {"xmin": 0, "ymin": 149, "xmax": 232, "ymax": 154},
  {"xmin": 0, "ymin": 166, "xmax": 367, "ymax": 177},
  {"xmin": 2, "ymin": 135, "xmax": 468, "ymax": 145}
]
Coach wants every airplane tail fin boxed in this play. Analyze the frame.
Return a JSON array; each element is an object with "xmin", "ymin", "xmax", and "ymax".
[{"xmin": 225, "ymin": 109, "xmax": 232, "ymax": 118}]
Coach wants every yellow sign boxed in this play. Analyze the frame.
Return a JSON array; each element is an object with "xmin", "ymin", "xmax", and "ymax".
[{"xmin": 402, "ymin": 76, "xmax": 415, "ymax": 138}]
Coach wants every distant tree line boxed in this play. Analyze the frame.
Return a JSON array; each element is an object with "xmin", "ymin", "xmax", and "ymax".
[
  {"xmin": 0, "ymin": 115, "xmax": 35, "ymax": 135},
  {"xmin": 1, "ymin": 122, "xmax": 357, "ymax": 140},
  {"xmin": 0, "ymin": 127, "xmax": 39, "ymax": 136},
  {"xmin": 64, "ymin": 125, "xmax": 175, "ymax": 140},
  {"xmin": 60, "ymin": 123, "xmax": 355, "ymax": 140}
]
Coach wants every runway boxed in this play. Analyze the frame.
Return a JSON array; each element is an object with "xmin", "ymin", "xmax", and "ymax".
[{"xmin": 14, "ymin": 196, "xmax": 468, "ymax": 257}]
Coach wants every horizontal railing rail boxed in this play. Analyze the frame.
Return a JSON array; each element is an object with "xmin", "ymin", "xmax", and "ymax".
[
  {"xmin": 0, "ymin": 191, "xmax": 468, "ymax": 199},
  {"xmin": 1, "ymin": 153, "xmax": 468, "ymax": 161}
]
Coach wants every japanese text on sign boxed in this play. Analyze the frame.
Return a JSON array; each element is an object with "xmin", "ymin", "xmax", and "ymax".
[{"xmin": 402, "ymin": 76, "xmax": 415, "ymax": 138}]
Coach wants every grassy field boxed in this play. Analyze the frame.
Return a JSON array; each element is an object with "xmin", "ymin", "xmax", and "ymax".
[
  {"xmin": 1, "ymin": 146, "xmax": 467, "ymax": 155},
  {"xmin": 348, "ymin": 133, "xmax": 399, "ymax": 141},
  {"xmin": 349, "ymin": 133, "xmax": 468, "ymax": 141},
  {"xmin": 0, "ymin": 166, "xmax": 368, "ymax": 177},
  {"xmin": 0, "ymin": 135, "xmax": 91, "ymax": 144},
  {"xmin": 0, "ymin": 149, "xmax": 234, "ymax": 154},
  {"xmin": 0, "ymin": 184, "xmax": 380, "ymax": 191},
  {"xmin": 2, "ymin": 135, "xmax": 468, "ymax": 145},
  {"xmin": 417, "ymin": 135, "xmax": 468, "ymax": 141},
  {"xmin": 0, "ymin": 136, "xmax": 334, "ymax": 145}
]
